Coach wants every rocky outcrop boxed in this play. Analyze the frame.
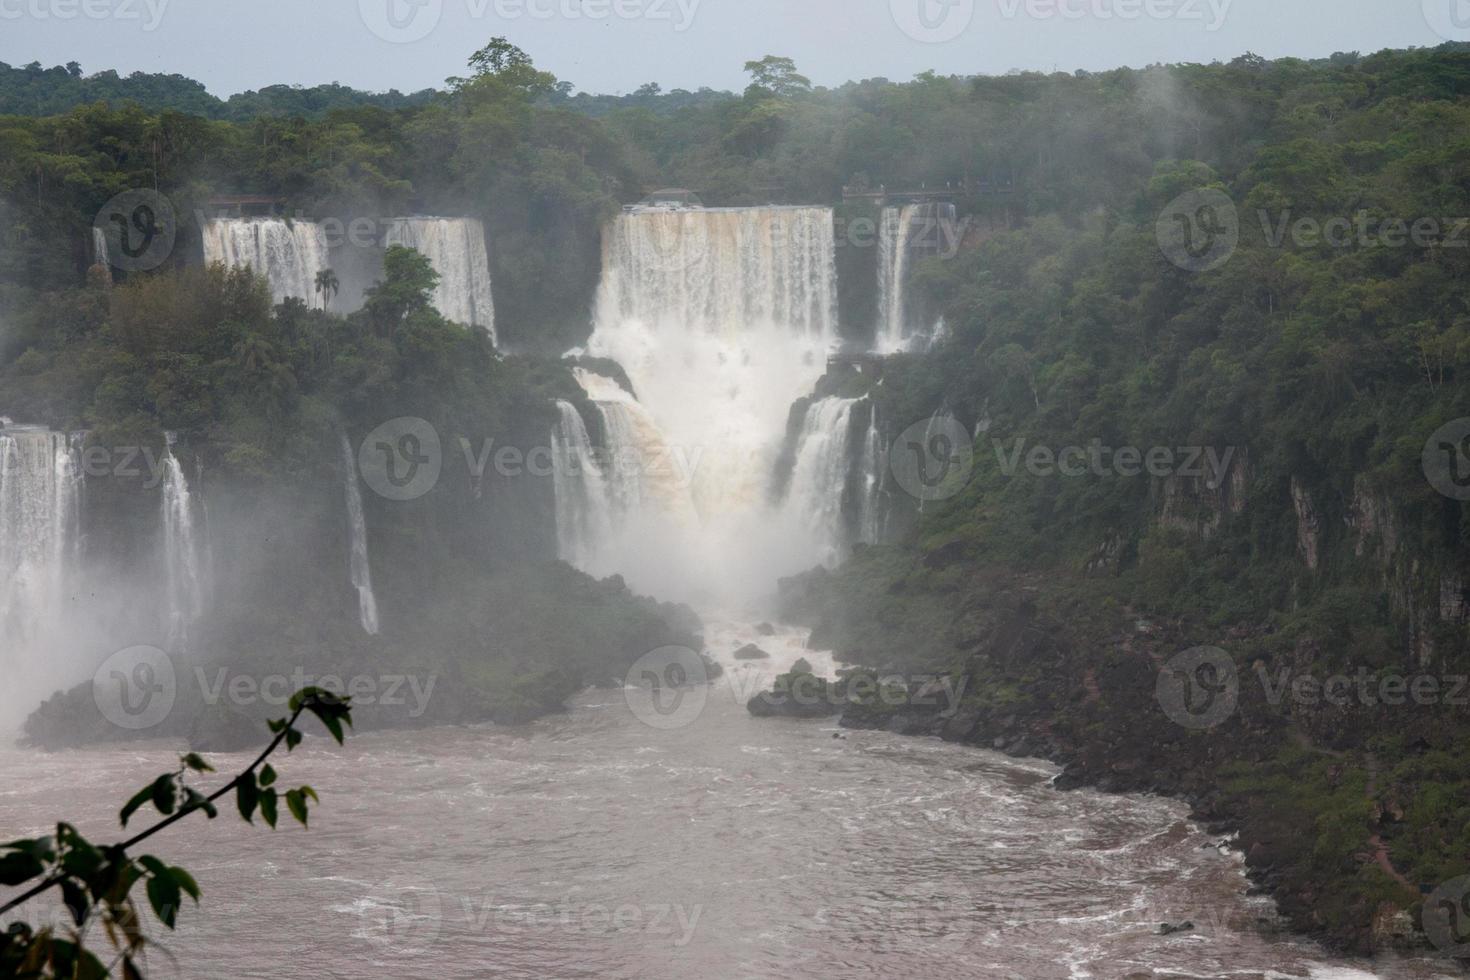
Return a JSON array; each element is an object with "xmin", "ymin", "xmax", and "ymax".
[{"xmin": 1290, "ymin": 478, "xmax": 1321, "ymax": 571}]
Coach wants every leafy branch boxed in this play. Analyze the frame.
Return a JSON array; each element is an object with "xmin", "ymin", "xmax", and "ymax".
[{"xmin": 0, "ymin": 688, "xmax": 353, "ymax": 979}]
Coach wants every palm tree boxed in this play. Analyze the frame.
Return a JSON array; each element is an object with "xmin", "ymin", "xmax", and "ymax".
[{"xmin": 314, "ymin": 268, "xmax": 340, "ymax": 311}]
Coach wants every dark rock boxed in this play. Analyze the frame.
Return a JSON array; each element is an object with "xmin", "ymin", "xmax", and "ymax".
[
  {"xmin": 755, "ymin": 622, "xmax": 777, "ymax": 636},
  {"xmin": 791, "ymin": 657, "xmax": 813, "ymax": 674},
  {"xmin": 733, "ymin": 644, "xmax": 771, "ymax": 661},
  {"xmin": 188, "ymin": 705, "xmax": 268, "ymax": 753},
  {"xmin": 1158, "ymin": 921, "xmax": 1194, "ymax": 936}
]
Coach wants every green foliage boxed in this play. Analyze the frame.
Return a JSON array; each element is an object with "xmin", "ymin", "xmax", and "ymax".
[{"xmin": 0, "ymin": 691, "xmax": 352, "ymax": 979}]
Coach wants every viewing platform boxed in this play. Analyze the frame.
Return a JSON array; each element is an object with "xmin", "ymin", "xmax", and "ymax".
[{"xmin": 841, "ymin": 179, "xmax": 1014, "ymax": 205}]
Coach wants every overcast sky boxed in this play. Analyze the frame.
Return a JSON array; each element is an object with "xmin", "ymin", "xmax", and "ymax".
[{"xmin": 0, "ymin": 0, "xmax": 1458, "ymax": 97}]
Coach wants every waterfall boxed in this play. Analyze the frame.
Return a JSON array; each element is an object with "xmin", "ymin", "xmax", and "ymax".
[
  {"xmin": 340, "ymin": 434, "xmax": 381, "ymax": 635},
  {"xmin": 160, "ymin": 437, "xmax": 205, "ymax": 652},
  {"xmin": 91, "ymin": 227, "xmax": 109, "ymax": 267},
  {"xmin": 856, "ymin": 404, "xmax": 886, "ymax": 545},
  {"xmin": 0, "ymin": 427, "xmax": 80, "ymax": 646},
  {"xmin": 201, "ymin": 218, "xmax": 331, "ymax": 305},
  {"xmin": 383, "ymin": 217, "xmax": 496, "ymax": 341},
  {"xmin": 876, "ymin": 205, "xmax": 917, "ymax": 353},
  {"xmin": 783, "ymin": 397, "xmax": 860, "ymax": 567},
  {"xmin": 875, "ymin": 203, "xmax": 957, "ymax": 352},
  {"xmin": 577, "ymin": 206, "xmax": 840, "ymax": 598},
  {"xmin": 550, "ymin": 401, "xmax": 615, "ymax": 571}
]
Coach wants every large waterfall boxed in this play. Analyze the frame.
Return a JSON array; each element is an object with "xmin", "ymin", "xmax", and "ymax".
[
  {"xmin": 573, "ymin": 206, "xmax": 840, "ymax": 598},
  {"xmin": 341, "ymin": 434, "xmax": 381, "ymax": 635},
  {"xmin": 202, "ymin": 218, "xmax": 331, "ymax": 306},
  {"xmin": 160, "ymin": 437, "xmax": 206, "ymax": 653},
  {"xmin": 383, "ymin": 217, "xmax": 496, "ymax": 341}
]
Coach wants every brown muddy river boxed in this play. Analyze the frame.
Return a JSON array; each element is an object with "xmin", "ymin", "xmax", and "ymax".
[{"xmin": 0, "ymin": 620, "xmax": 1459, "ymax": 979}]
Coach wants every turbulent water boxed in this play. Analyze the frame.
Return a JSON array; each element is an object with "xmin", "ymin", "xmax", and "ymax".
[
  {"xmin": 160, "ymin": 439, "xmax": 206, "ymax": 653},
  {"xmin": 784, "ymin": 397, "xmax": 862, "ymax": 567},
  {"xmin": 340, "ymin": 434, "xmax": 380, "ymax": 636},
  {"xmin": 0, "ymin": 622, "xmax": 1454, "ymax": 980},
  {"xmin": 201, "ymin": 218, "xmax": 331, "ymax": 306},
  {"xmin": 383, "ymin": 217, "xmax": 496, "ymax": 341}
]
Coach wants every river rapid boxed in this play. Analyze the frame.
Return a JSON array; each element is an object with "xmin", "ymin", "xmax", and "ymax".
[{"xmin": 0, "ymin": 619, "xmax": 1459, "ymax": 979}]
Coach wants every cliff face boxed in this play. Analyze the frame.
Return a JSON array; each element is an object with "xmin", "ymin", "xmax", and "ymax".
[{"xmin": 777, "ymin": 432, "xmax": 1470, "ymax": 957}]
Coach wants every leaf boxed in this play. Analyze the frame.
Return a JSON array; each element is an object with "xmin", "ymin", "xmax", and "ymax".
[
  {"xmin": 0, "ymin": 851, "xmax": 44, "ymax": 886},
  {"xmin": 119, "ymin": 785, "xmax": 154, "ymax": 828},
  {"xmin": 236, "ymin": 778, "xmax": 259, "ymax": 823},
  {"xmin": 149, "ymin": 774, "xmax": 177, "ymax": 816},
  {"xmin": 258, "ymin": 764, "xmax": 277, "ymax": 787},
  {"xmin": 285, "ymin": 727, "xmax": 302, "ymax": 750},
  {"xmin": 61, "ymin": 879, "xmax": 89, "ymax": 927},
  {"xmin": 146, "ymin": 873, "xmax": 181, "ymax": 929},
  {"xmin": 268, "ymin": 718, "xmax": 286, "ymax": 734},
  {"xmin": 259, "ymin": 788, "xmax": 279, "ymax": 829},
  {"xmin": 180, "ymin": 752, "xmax": 214, "ymax": 773},
  {"xmin": 285, "ymin": 788, "xmax": 309, "ymax": 827},
  {"xmin": 170, "ymin": 866, "xmax": 201, "ymax": 902}
]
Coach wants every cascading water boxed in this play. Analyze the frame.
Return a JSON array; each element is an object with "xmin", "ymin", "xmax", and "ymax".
[
  {"xmin": 876, "ymin": 205, "xmax": 917, "ymax": 353},
  {"xmin": 783, "ymin": 397, "xmax": 860, "ymax": 567},
  {"xmin": 875, "ymin": 202, "xmax": 958, "ymax": 352},
  {"xmin": 91, "ymin": 227, "xmax": 109, "ymax": 268},
  {"xmin": 576, "ymin": 206, "xmax": 840, "ymax": 598},
  {"xmin": 383, "ymin": 217, "xmax": 496, "ymax": 341},
  {"xmin": 201, "ymin": 218, "xmax": 331, "ymax": 305},
  {"xmin": 856, "ymin": 403, "xmax": 886, "ymax": 546},
  {"xmin": 0, "ymin": 427, "xmax": 80, "ymax": 645},
  {"xmin": 0, "ymin": 426, "xmax": 83, "ymax": 724},
  {"xmin": 550, "ymin": 401, "xmax": 615, "ymax": 572},
  {"xmin": 160, "ymin": 436, "xmax": 206, "ymax": 653},
  {"xmin": 340, "ymin": 434, "xmax": 381, "ymax": 635}
]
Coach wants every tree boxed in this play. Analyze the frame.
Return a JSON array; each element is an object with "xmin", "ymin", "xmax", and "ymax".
[
  {"xmin": 314, "ymin": 268, "xmax": 339, "ymax": 311},
  {"xmin": 458, "ymin": 37, "xmax": 555, "ymax": 96},
  {"xmin": 0, "ymin": 690, "xmax": 353, "ymax": 979},
  {"xmin": 743, "ymin": 56, "xmax": 811, "ymax": 100},
  {"xmin": 362, "ymin": 246, "xmax": 439, "ymax": 338}
]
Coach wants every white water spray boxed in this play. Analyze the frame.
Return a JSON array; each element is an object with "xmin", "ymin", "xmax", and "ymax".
[{"xmin": 160, "ymin": 436, "xmax": 205, "ymax": 652}]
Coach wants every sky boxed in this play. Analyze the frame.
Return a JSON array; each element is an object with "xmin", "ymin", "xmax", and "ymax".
[{"xmin": 0, "ymin": 0, "xmax": 1460, "ymax": 97}]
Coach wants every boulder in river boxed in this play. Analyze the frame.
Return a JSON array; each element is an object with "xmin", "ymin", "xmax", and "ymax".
[{"xmin": 733, "ymin": 644, "xmax": 771, "ymax": 660}]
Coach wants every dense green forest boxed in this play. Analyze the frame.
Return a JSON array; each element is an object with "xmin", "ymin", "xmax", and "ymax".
[{"xmin": 5, "ymin": 38, "xmax": 1470, "ymax": 955}]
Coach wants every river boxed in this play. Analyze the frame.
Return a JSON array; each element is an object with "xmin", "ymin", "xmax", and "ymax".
[{"xmin": 0, "ymin": 619, "xmax": 1458, "ymax": 979}]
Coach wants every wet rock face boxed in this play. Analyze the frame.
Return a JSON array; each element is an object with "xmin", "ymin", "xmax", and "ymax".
[
  {"xmin": 733, "ymin": 643, "xmax": 771, "ymax": 660},
  {"xmin": 1290, "ymin": 478, "xmax": 1321, "ymax": 571}
]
